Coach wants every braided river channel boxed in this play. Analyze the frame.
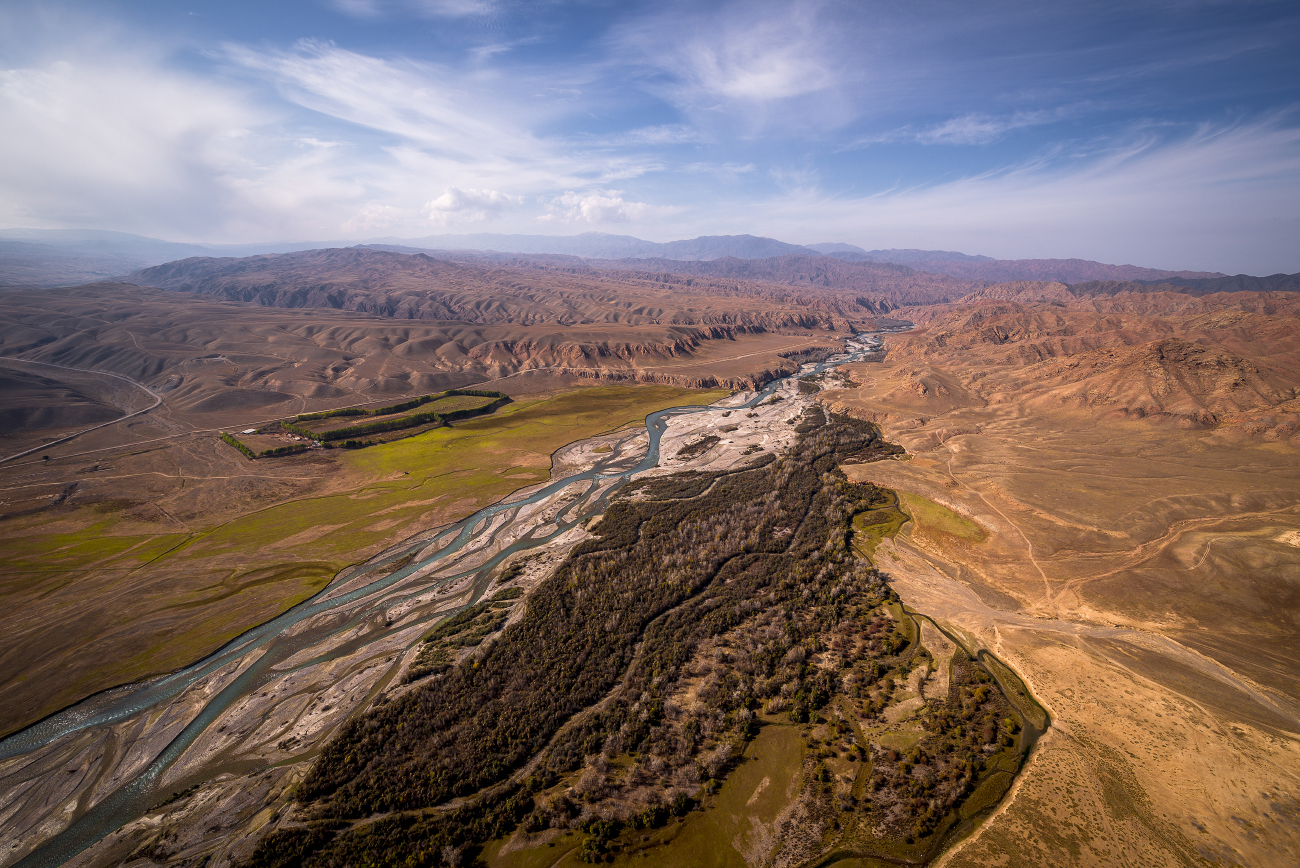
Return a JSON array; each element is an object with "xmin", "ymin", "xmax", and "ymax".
[{"xmin": 0, "ymin": 334, "xmax": 887, "ymax": 868}]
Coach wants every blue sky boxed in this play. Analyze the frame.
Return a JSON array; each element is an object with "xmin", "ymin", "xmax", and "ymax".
[{"xmin": 1, "ymin": 1, "xmax": 1298, "ymax": 273}]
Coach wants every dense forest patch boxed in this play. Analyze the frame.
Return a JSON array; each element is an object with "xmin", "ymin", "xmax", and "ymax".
[{"xmin": 242, "ymin": 412, "xmax": 1036, "ymax": 868}]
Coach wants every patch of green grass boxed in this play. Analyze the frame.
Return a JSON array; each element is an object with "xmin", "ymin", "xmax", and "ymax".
[
  {"xmin": 1, "ymin": 523, "xmax": 191, "ymax": 572},
  {"xmin": 874, "ymin": 731, "xmax": 922, "ymax": 752},
  {"xmin": 635, "ymin": 724, "xmax": 804, "ymax": 867},
  {"xmin": 851, "ymin": 502, "xmax": 910, "ymax": 564},
  {"xmin": 980, "ymin": 654, "xmax": 1047, "ymax": 731},
  {"xmin": 959, "ymin": 771, "xmax": 1013, "ymax": 820},
  {"xmin": 174, "ymin": 386, "xmax": 726, "ymax": 569},
  {"xmin": 886, "ymin": 602, "xmax": 917, "ymax": 651},
  {"xmin": 484, "ymin": 832, "xmax": 580, "ymax": 868},
  {"xmin": 139, "ymin": 566, "xmax": 335, "ymax": 661},
  {"xmin": 898, "ymin": 493, "xmax": 986, "ymax": 543}
]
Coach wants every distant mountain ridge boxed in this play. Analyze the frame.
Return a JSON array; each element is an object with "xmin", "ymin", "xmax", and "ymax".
[
  {"xmin": 0, "ymin": 226, "xmax": 1236, "ymax": 288},
  {"xmin": 818, "ymin": 246, "xmax": 996, "ymax": 264},
  {"xmin": 386, "ymin": 232, "xmax": 822, "ymax": 261},
  {"xmin": 881, "ymin": 256, "xmax": 1223, "ymax": 284},
  {"xmin": 125, "ymin": 247, "xmax": 891, "ymax": 329}
]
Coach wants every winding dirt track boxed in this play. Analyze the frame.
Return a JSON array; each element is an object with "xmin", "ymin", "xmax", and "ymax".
[{"xmin": 0, "ymin": 358, "xmax": 162, "ymax": 465}]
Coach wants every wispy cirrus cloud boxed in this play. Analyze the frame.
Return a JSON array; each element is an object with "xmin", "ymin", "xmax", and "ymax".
[
  {"xmin": 332, "ymin": 0, "xmax": 499, "ymax": 19},
  {"xmin": 743, "ymin": 116, "xmax": 1300, "ymax": 273},
  {"xmin": 468, "ymin": 36, "xmax": 540, "ymax": 63},
  {"xmin": 853, "ymin": 109, "xmax": 1073, "ymax": 147},
  {"xmin": 594, "ymin": 125, "xmax": 705, "ymax": 146},
  {"xmin": 223, "ymin": 39, "xmax": 527, "ymax": 158},
  {"xmin": 612, "ymin": 0, "xmax": 857, "ymax": 130}
]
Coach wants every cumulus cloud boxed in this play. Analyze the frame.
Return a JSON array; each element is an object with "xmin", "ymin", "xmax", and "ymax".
[
  {"xmin": 539, "ymin": 191, "xmax": 651, "ymax": 224},
  {"xmin": 342, "ymin": 202, "xmax": 406, "ymax": 232},
  {"xmin": 423, "ymin": 186, "xmax": 522, "ymax": 223}
]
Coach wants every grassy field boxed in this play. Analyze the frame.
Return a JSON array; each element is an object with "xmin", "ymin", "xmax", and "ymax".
[
  {"xmin": 642, "ymin": 724, "xmax": 805, "ymax": 867},
  {"xmin": 0, "ymin": 384, "xmax": 726, "ymax": 736},
  {"xmin": 850, "ymin": 497, "xmax": 911, "ymax": 564},
  {"xmin": 898, "ymin": 492, "xmax": 986, "ymax": 543},
  {"xmin": 486, "ymin": 724, "xmax": 806, "ymax": 868},
  {"xmin": 192, "ymin": 385, "xmax": 728, "ymax": 569}
]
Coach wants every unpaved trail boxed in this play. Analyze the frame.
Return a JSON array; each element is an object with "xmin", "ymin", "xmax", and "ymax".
[{"xmin": 0, "ymin": 358, "xmax": 162, "ymax": 465}]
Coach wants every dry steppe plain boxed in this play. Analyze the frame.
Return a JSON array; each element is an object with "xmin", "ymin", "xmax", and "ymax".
[
  {"xmin": 821, "ymin": 287, "xmax": 1300, "ymax": 867},
  {"xmin": 2, "ymin": 252, "xmax": 1299, "ymax": 868}
]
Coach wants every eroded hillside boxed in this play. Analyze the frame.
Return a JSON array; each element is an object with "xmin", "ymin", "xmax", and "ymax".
[{"xmin": 819, "ymin": 289, "xmax": 1300, "ymax": 867}]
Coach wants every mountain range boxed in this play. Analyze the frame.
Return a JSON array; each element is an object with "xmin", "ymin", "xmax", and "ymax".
[{"xmin": 0, "ymin": 228, "xmax": 1243, "ymax": 290}]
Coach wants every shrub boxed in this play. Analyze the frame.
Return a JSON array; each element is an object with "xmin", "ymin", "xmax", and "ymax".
[{"xmin": 220, "ymin": 432, "xmax": 256, "ymax": 460}]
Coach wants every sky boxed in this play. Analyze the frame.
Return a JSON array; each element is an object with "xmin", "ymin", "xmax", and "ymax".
[{"xmin": 1, "ymin": 1, "xmax": 1298, "ymax": 273}]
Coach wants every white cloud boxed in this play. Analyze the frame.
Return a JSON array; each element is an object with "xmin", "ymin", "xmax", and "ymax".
[
  {"xmin": 468, "ymin": 37, "xmax": 539, "ymax": 63},
  {"xmin": 333, "ymin": 0, "xmax": 498, "ymax": 19},
  {"xmin": 423, "ymin": 186, "xmax": 522, "ymax": 223},
  {"xmin": 222, "ymin": 40, "xmax": 659, "ymax": 190},
  {"xmin": 741, "ymin": 118, "xmax": 1300, "ymax": 274},
  {"xmin": 224, "ymin": 40, "xmax": 522, "ymax": 158},
  {"xmin": 0, "ymin": 56, "xmax": 271, "ymax": 236},
  {"xmin": 680, "ymin": 23, "xmax": 833, "ymax": 102},
  {"xmin": 601, "ymin": 125, "xmax": 704, "ymax": 146},
  {"xmin": 614, "ymin": 0, "xmax": 853, "ymax": 126},
  {"xmin": 342, "ymin": 202, "xmax": 406, "ymax": 232},
  {"xmin": 851, "ymin": 109, "xmax": 1075, "ymax": 147},
  {"xmin": 918, "ymin": 113, "xmax": 1042, "ymax": 145},
  {"xmin": 539, "ymin": 191, "xmax": 651, "ymax": 225}
]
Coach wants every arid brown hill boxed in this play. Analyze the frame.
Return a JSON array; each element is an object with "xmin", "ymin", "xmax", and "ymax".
[
  {"xmin": 129, "ymin": 247, "xmax": 893, "ymax": 328},
  {"xmin": 878, "ymin": 290, "xmax": 1300, "ymax": 440},
  {"xmin": 953, "ymin": 276, "xmax": 1300, "ymax": 306},
  {"xmin": 593, "ymin": 253, "xmax": 980, "ymax": 305},
  {"xmin": 0, "ymin": 367, "xmax": 125, "ymax": 432},
  {"xmin": 1084, "ymin": 273, "xmax": 1300, "ymax": 295},
  {"xmin": 379, "ymin": 247, "xmax": 919, "ymax": 318}
]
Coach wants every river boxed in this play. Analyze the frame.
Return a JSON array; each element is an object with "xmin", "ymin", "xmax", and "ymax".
[{"xmin": 0, "ymin": 334, "xmax": 886, "ymax": 868}]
